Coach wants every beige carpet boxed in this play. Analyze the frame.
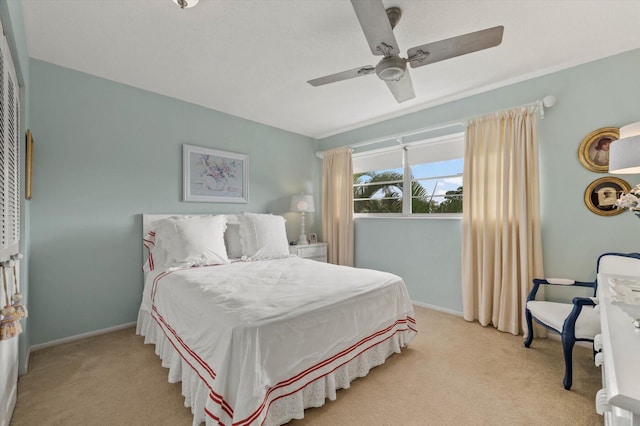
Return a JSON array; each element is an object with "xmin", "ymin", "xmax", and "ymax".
[{"xmin": 10, "ymin": 306, "xmax": 601, "ymax": 425}]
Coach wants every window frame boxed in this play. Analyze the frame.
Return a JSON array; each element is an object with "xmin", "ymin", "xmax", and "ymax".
[{"xmin": 353, "ymin": 133, "xmax": 464, "ymax": 219}]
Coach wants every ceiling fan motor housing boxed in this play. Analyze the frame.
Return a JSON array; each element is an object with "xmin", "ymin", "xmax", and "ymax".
[{"xmin": 376, "ymin": 56, "xmax": 406, "ymax": 81}]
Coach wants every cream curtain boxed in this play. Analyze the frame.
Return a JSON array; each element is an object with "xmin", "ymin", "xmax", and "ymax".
[
  {"xmin": 462, "ymin": 107, "xmax": 544, "ymax": 336},
  {"xmin": 322, "ymin": 147, "xmax": 354, "ymax": 266}
]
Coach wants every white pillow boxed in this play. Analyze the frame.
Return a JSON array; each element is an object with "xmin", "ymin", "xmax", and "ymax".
[
  {"xmin": 154, "ymin": 215, "xmax": 230, "ymax": 267},
  {"xmin": 144, "ymin": 215, "xmax": 190, "ymax": 271},
  {"xmin": 238, "ymin": 213, "xmax": 289, "ymax": 259},
  {"xmin": 224, "ymin": 215, "xmax": 243, "ymax": 259},
  {"xmin": 143, "ymin": 230, "xmax": 168, "ymax": 272}
]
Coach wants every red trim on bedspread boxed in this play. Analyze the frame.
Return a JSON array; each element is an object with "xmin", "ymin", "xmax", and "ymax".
[
  {"xmin": 143, "ymin": 232, "xmax": 156, "ymax": 271},
  {"xmin": 241, "ymin": 319, "xmax": 415, "ymax": 426},
  {"xmin": 152, "ymin": 306, "xmax": 217, "ymax": 381},
  {"xmin": 150, "ymin": 270, "xmax": 417, "ymax": 426},
  {"xmin": 152, "ymin": 307, "xmax": 234, "ymax": 418}
]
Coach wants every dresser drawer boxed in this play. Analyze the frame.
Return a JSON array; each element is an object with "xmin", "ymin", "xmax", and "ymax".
[
  {"xmin": 297, "ymin": 245, "xmax": 326, "ymax": 258},
  {"xmin": 289, "ymin": 243, "xmax": 328, "ymax": 262}
]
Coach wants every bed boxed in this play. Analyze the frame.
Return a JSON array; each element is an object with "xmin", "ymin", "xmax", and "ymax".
[{"xmin": 137, "ymin": 213, "xmax": 417, "ymax": 426}]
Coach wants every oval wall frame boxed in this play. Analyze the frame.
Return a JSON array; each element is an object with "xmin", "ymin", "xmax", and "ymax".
[
  {"xmin": 584, "ymin": 176, "xmax": 630, "ymax": 216},
  {"xmin": 578, "ymin": 127, "xmax": 619, "ymax": 173}
]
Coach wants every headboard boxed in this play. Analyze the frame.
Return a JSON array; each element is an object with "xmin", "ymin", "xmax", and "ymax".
[{"xmin": 142, "ymin": 213, "xmax": 241, "ymax": 236}]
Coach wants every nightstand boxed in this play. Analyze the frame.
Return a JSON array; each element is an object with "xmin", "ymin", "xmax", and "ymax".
[{"xmin": 289, "ymin": 242, "xmax": 328, "ymax": 262}]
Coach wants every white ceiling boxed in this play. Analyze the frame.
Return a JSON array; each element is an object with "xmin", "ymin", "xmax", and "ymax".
[{"xmin": 20, "ymin": 0, "xmax": 640, "ymax": 139}]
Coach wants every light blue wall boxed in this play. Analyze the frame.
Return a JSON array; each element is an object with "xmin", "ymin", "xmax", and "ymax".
[
  {"xmin": 355, "ymin": 218, "xmax": 462, "ymax": 312},
  {"xmin": 1, "ymin": 0, "xmax": 31, "ymax": 374},
  {"xmin": 320, "ymin": 48, "xmax": 640, "ymax": 312},
  {"xmin": 28, "ymin": 60, "xmax": 320, "ymax": 345}
]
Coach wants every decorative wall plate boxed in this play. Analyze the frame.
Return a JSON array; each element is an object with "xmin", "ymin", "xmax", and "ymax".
[
  {"xmin": 578, "ymin": 127, "xmax": 619, "ymax": 173},
  {"xmin": 584, "ymin": 176, "xmax": 630, "ymax": 216}
]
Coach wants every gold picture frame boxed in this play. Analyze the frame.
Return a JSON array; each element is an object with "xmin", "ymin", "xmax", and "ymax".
[
  {"xmin": 584, "ymin": 176, "xmax": 630, "ymax": 216},
  {"xmin": 578, "ymin": 127, "xmax": 619, "ymax": 173},
  {"xmin": 25, "ymin": 129, "xmax": 33, "ymax": 200}
]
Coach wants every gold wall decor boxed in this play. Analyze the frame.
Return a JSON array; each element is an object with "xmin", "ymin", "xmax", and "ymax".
[
  {"xmin": 584, "ymin": 176, "xmax": 630, "ymax": 216},
  {"xmin": 25, "ymin": 130, "xmax": 33, "ymax": 200},
  {"xmin": 578, "ymin": 127, "xmax": 619, "ymax": 173}
]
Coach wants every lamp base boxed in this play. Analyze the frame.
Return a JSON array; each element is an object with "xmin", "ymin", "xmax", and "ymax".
[{"xmin": 297, "ymin": 234, "xmax": 309, "ymax": 245}]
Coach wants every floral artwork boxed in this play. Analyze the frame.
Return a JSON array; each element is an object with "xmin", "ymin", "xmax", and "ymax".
[
  {"xmin": 183, "ymin": 145, "xmax": 248, "ymax": 203},
  {"xmin": 195, "ymin": 155, "xmax": 239, "ymax": 191}
]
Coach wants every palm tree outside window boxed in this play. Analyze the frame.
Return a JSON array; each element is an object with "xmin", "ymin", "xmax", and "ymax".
[
  {"xmin": 351, "ymin": 133, "xmax": 464, "ymax": 216},
  {"xmin": 353, "ymin": 158, "xmax": 463, "ymax": 215}
]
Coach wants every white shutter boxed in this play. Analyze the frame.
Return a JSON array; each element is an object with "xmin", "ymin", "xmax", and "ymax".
[
  {"xmin": 352, "ymin": 132, "xmax": 464, "ymax": 174},
  {"xmin": 406, "ymin": 133, "xmax": 465, "ymax": 166},
  {"xmin": 352, "ymin": 146, "xmax": 403, "ymax": 174},
  {"xmin": 0, "ymin": 26, "xmax": 20, "ymax": 260}
]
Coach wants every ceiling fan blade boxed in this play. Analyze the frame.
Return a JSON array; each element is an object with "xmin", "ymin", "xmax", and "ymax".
[
  {"xmin": 350, "ymin": 0, "xmax": 400, "ymax": 56},
  {"xmin": 307, "ymin": 66, "xmax": 375, "ymax": 87},
  {"xmin": 407, "ymin": 26, "xmax": 504, "ymax": 68},
  {"xmin": 385, "ymin": 70, "xmax": 415, "ymax": 103}
]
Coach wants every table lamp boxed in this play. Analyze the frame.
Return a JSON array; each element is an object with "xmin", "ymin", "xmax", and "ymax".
[{"xmin": 290, "ymin": 195, "xmax": 315, "ymax": 245}]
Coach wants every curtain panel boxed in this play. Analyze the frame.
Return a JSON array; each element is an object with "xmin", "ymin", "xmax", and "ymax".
[
  {"xmin": 462, "ymin": 107, "xmax": 544, "ymax": 336},
  {"xmin": 322, "ymin": 147, "xmax": 354, "ymax": 266}
]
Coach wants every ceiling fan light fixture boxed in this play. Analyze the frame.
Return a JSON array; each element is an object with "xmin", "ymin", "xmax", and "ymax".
[
  {"xmin": 376, "ymin": 56, "xmax": 406, "ymax": 81},
  {"xmin": 308, "ymin": 1, "xmax": 504, "ymax": 103},
  {"xmin": 172, "ymin": 0, "xmax": 199, "ymax": 9}
]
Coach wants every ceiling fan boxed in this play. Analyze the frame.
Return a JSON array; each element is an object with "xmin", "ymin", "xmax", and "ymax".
[{"xmin": 308, "ymin": 0, "xmax": 504, "ymax": 103}]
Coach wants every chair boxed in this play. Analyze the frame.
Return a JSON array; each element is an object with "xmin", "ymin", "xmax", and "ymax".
[{"xmin": 524, "ymin": 252, "xmax": 640, "ymax": 390}]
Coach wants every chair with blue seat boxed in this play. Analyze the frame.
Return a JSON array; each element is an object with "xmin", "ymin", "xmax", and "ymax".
[{"xmin": 524, "ymin": 252, "xmax": 640, "ymax": 390}]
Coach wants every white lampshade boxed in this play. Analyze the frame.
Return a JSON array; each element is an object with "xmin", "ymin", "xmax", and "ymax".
[
  {"xmin": 609, "ymin": 122, "xmax": 640, "ymax": 174},
  {"xmin": 290, "ymin": 195, "xmax": 315, "ymax": 213},
  {"xmin": 172, "ymin": 0, "xmax": 199, "ymax": 9}
]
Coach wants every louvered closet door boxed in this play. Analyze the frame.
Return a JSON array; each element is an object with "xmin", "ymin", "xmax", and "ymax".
[
  {"xmin": 0, "ymin": 31, "xmax": 20, "ymax": 260},
  {"xmin": 0, "ymin": 15, "xmax": 21, "ymax": 426}
]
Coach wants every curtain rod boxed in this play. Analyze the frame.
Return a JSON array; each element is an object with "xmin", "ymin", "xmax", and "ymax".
[{"xmin": 315, "ymin": 95, "xmax": 557, "ymax": 159}]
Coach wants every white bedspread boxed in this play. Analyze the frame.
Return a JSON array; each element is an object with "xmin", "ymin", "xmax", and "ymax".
[{"xmin": 139, "ymin": 257, "xmax": 416, "ymax": 425}]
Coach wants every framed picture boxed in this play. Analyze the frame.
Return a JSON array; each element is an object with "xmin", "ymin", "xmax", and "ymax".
[
  {"xmin": 578, "ymin": 127, "xmax": 619, "ymax": 173},
  {"xmin": 183, "ymin": 144, "xmax": 248, "ymax": 203},
  {"xmin": 309, "ymin": 233, "xmax": 318, "ymax": 244},
  {"xmin": 584, "ymin": 176, "xmax": 630, "ymax": 216},
  {"xmin": 25, "ymin": 130, "xmax": 33, "ymax": 200}
]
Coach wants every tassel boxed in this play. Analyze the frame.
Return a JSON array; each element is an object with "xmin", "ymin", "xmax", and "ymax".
[
  {"xmin": 0, "ymin": 306, "xmax": 22, "ymax": 340},
  {"xmin": 12, "ymin": 294, "xmax": 27, "ymax": 320},
  {"xmin": 0, "ymin": 263, "xmax": 21, "ymax": 340},
  {"xmin": 10, "ymin": 254, "xmax": 27, "ymax": 319}
]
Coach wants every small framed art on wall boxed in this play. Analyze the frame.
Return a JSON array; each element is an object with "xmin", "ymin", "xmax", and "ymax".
[
  {"xmin": 578, "ymin": 127, "xmax": 619, "ymax": 173},
  {"xmin": 183, "ymin": 144, "xmax": 248, "ymax": 203},
  {"xmin": 584, "ymin": 176, "xmax": 630, "ymax": 216}
]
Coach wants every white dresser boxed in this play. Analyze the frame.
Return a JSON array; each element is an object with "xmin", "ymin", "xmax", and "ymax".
[
  {"xmin": 289, "ymin": 242, "xmax": 327, "ymax": 262},
  {"xmin": 596, "ymin": 273, "xmax": 640, "ymax": 425}
]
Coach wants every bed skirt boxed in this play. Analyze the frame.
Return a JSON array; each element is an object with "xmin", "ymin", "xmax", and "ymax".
[{"xmin": 136, "ymin": 308, "xmax": 415, "ymax": 426}]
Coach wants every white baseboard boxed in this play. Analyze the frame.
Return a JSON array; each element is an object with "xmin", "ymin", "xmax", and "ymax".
[
  {"xmin": 30, "ymin": 322, "xmax": 137, "ymax": 353},
  {"xmin": 21, "ymin": 349, "xmax": 29, "ymax": 376},
  {"xmin": 412, "ymin": 300, "xmax": 463, "ymax": 317}
]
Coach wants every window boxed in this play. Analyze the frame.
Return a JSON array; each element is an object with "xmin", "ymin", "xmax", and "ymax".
[{"xmin": 353, "ymin": 133, "xmax": 464, "ymax": 216}]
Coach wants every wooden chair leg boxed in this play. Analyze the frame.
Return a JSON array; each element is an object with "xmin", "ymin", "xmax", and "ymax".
[
  {"xmin": 524, "ymin": 308, "xmax": 534, "ymax": 348},
  {"xmin": 561, "ymin": 332, "xmax": 575, "ymax": 390}
]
